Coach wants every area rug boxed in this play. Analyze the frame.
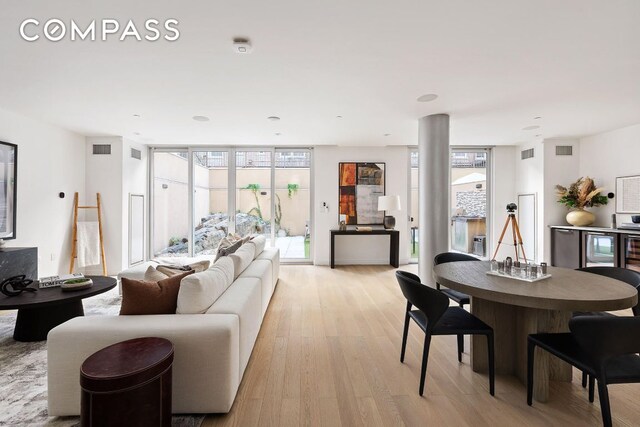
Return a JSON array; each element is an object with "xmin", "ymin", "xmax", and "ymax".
[{"xmin": 0, "ymin": 288, "xmax": 204, "ymax": 427}]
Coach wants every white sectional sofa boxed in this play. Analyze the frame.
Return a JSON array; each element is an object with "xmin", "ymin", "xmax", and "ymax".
[{"xmin": 47, "ymin": 243, "xmax": 280, "ymax": 416}]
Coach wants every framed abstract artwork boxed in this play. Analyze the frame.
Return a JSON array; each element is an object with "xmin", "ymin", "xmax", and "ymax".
[
  {"xmin": 338, "ymin": 162, "xmax": 385, "ymax": 225},
  {"xmin": 0, "ymin": 141, "xmax": 17, "ymax": 240}
]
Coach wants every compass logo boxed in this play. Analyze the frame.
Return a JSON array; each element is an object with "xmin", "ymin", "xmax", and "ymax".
[{"xmin": 19, "ymin": 18, "xmax": 180, "ymax": 42}]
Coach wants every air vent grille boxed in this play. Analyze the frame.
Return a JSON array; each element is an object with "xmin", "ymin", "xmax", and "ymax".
[
  {"xmin": 92, "ymin": 144, "xmax": 111, "ymax": 155},
  {"xmin": 131, "ymin": 148, "xmax": 142, "ymax": 160},
  {"xmin": 521, "ymin": 148, "xmax": 534, "ymax": 160},
  {"xmin": 555, "ymin": 145, "xmax": 573, "ymax": 156}
]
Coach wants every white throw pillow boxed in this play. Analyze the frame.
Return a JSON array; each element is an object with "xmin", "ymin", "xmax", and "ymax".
[
  {"xmin": 249, "ymin": 235, "xmax": 266, "ymax": 258},
  {"xmin": 176, "ymin": 257, "xmax": 235, "ymax": 314},
  {"xmin": 143, "ymin": 265, "xmax": 169, "ymax": 282},
  {"xmin": 229, "ymin": 243, "xmax": 256, "ymax": 279}
]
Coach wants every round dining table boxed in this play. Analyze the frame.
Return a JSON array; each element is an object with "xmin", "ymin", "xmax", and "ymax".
[{"xmin": 432, "ymin": 261, "xmax": 638, "ymax": 402}]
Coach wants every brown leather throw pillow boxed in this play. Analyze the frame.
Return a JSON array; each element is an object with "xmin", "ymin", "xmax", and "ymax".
[{"xmin": 120, "ymin": 270, "xmax": 193, "ymax": 315}]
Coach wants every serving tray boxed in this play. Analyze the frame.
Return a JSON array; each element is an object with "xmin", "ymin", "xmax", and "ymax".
[{"xmin": 486, "ymin": 270, "xmax": 552, "ymax": 283}]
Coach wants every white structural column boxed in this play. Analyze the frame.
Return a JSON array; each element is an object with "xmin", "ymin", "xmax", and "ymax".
[{"xmin": 418, "ymin": 114, "xmax": 450, "ymax": 284}]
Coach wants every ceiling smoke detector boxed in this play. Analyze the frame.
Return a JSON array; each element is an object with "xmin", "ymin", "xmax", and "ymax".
[{"xmin": 233, "ymin": 38, "xmax": 252, "ymax": 54}]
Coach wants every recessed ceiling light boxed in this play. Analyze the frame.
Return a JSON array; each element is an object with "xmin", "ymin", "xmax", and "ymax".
[
  {"xmin": 535, "ymin": 134, "xmax": 542, "ymax": 137},
  {"xmin": 133, "ymin": 114, "xmax": 140, "ymax": 118},
  {"xmin": 417, "ymin": 94, "xmax": 438, "ymax": 102},
  {"xmin": 534, "ymin": 116, "xmax": 542, "ymax": 120},
  {"xmin": 192, "ymin": 116, "xmax": 210, "ymax": 122},
  {"xmin": 523, "ymin": 125, "xmax": 540, "ymax": 131},
  {"xmin": 133, "ymin": 132, "xmax": 141, "ymax": 136},
  {"xmin": 267, "ymin": 116, "xmax": 280, "ymax": 121},
  {"xmin": 384, "ymin": 133, "xmax": 391, "ymax": 137},
  {"xmin": 336, "ymin": 115, "xmax": 343, "ymax": 119},
  {"xmin": 275, "ymin": 133, "xmax": 281, "ymax": 136}
]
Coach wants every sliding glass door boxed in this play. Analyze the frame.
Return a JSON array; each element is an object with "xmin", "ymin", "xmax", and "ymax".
[
  {"xmin": 450, "ymin": 148, "xmax": 490, "ymax": 259},
  {"xmin": 152, "ymin": 151, "xmax": 189, "ymax": 257},
  {"xmin": 150, "ymin": 147, "xmax": 312, "ymax": 262},
  {"xmin": 192, "ymin": 151, "xmax": 230, "ymax": 256}
]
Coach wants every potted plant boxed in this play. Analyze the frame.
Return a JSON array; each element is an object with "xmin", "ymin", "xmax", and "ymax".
[{"xmin": 555, "ymin": 177, "xmax": 608, "ymax": 226}]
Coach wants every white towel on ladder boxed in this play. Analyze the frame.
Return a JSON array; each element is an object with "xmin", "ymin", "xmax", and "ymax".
[{"xmin": 77, "ymin": 221, "xmax": 101, "ymax": 267}]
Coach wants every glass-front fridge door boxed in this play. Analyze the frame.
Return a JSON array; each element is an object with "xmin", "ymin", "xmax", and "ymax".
[
  {"xmin": 583, "ymin": 232, "xmax": 617, "ymax": 267},
  {"xmin": 624, "ymin": 236, "xmax": 640, "ymax": 273}
]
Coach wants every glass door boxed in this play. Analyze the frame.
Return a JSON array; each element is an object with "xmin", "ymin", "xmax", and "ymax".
[
  {"xmin": 583, "ymin": 232, "xmax": 617, "ymax": 267},
  {"xmin": 409, "ymin": 150, "xmax": 419, "ymax": 262},
  {"xmin": 151, "ymin": 150, "xmax": 189, "ymax": 258},
  {"xmin": 192, "ymin": 151, "xmax": 230, "ymax": 256},
  {"xmin": 274, "ymin": 149, "xmax": 311, "ymax": 260},
  {"xmin": 450, "ymin": 149, "xmax": 489, "ymax": 258},
  {"xmin": 235, "ymin": 150, "xmax": 273, "ymax": 242}
]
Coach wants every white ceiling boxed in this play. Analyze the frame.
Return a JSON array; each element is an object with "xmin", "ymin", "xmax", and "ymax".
[{"xmin": 1, "ymin": 0, "xmax": 639, "ymax": 146}]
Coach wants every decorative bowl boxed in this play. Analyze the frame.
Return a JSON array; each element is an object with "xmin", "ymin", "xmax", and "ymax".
[
  {"xmin": 632, "ymin": 215, "xmax": 640, "ymax": 224},
  {"xmin": 61, "ymin": 278, "xmax": 93, "ymax": 291}
]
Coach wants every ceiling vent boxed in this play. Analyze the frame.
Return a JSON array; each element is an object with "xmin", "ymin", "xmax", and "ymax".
[
  {"xmin": 131, "ymin": 148, "xmax": 142, "ymax": 160},
  {"xmin": 555, "ymin": 145, "xmax": 573, "ymax": 156},
  {"xmin": 521, "ymin": 148, "xmax": 534, "ymax": 160},
  {"xmin": 92, "ymin": 144, "xmax": 111, "ymax": 155}
]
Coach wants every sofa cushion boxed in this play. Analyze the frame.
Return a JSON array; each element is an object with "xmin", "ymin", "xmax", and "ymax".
[
  {"xmin": 257, "ymin": 247, "xmax": 280, "ymax": 289},
  {"xmin": 238, "ymin": 259, "xmax": 273, "ymax": 317},
  {"xmin": 176, "ymin": 257, "xmax": 235, "ymax": 314},
  {"xmin": 207, "ymin": 277, "xmax": 262, "ymax": 376},
  {"xmin": 229, "ymin": 243, "xmax": 255, "ymax": 279},
  {"xmin": 214, "ymin": 239, "xmax": 243, "ymax": 262},
  {"xmin": 156, "ymin": 260, "xmax": 210, "ymax": 277},
  {"xmin": 248, "ymin": 235, "xmax": 266, "ymax": 258},
  {"xmin": 144, "ymin": 265, "xmax": 168, "ymax": 282},
  {"xmin": 120, "ymin": 271, "xmax": 193, "ymax": 315},
  {"xmin": 118, "ymin": 261, "xmax": 158, "ymax": 281}
]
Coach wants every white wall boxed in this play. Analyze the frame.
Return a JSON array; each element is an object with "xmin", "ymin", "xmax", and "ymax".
[
  {"xmin": 579, "ymin": 123, "xmax": 640, "ymax": 226},
  {"xmin": 121, "ymin": 139, "xmax": 148, "ymax": 269},
  {"xmin": 85, "ymin": 137, "xmax": 123, "ymax": 275},
  {"xmin": 491, "ymin": 145, "xmax": 517, "ymax": 260},
  {"xmin": 313, "ymin": 146, "xmax": 410, "ymax": 265},
  {"xmin": 0, "ymin": 107, "xmax": 85, "ymax": 276},
  {"xmin": 543, "ymin": 138, "xmax": 580, "ymax": 261}
]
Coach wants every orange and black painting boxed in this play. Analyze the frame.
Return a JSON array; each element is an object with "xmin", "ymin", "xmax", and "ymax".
[{"xmin": 338, "ymin": 162, "xmax": 385, "ymax": 225}]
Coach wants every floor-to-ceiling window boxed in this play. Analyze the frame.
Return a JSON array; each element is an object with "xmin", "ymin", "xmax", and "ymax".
[
  {"xmin": 450, "ymin": 148, "xmax": 490, "ymax": 258},
  {"xmin": 409, "ymin": 150, "xmax": 419, "ymax": 262},
  {"xmin": 150, "ymin": 147, "xmax": 312, "ymax": 262},
  {"xmin": 274, "ymin": 150, "xmax": 311, "ymax": 259},
  {"xmin": 192, "ymin": 151, "xmax": 229, "ymax": 256},
  {"xmin": 152, "ymin": 151, "xmax": 189, "ymax": 257}
]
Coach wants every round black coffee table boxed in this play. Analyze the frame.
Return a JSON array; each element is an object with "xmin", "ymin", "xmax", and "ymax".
[{"xmin": 0, "ymin": 276, "xmax": 117, "ymax": 342}]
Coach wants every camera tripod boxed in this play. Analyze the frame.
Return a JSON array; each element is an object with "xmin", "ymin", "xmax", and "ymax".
[{"xmin": 492, "ymin": 205, "xmax": 528, "ymax": 262}]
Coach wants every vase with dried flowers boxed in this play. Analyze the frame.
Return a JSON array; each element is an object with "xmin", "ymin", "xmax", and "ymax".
[{"xmin": 555, "ymin": 177, "xmax": 608, "ymax": 226}]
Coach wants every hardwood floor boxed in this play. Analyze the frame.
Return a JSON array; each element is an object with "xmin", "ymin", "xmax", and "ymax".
[{"xmin": 202, "ymin": 265, "xmax": 640, "ymax": 427}]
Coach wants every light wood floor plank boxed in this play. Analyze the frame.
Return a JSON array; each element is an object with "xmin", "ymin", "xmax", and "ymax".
[{"xmin": 203, "ymin": 265, "xmax": 640, "ymax": 426}]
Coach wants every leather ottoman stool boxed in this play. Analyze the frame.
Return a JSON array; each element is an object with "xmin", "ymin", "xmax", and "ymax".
[{"xmin": 80, "ymin": 337, "xmax": 174, "ymax": 427}]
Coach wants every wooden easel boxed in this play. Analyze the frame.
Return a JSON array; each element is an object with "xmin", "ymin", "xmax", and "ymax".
[{"xmin": 69, "ymin": 192, "xmax": 107, "ymax": 275}]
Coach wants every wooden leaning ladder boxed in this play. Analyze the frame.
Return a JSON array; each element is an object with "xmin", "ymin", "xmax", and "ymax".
[{"xmin": 69, "ymin": 192, "xmax": 107, "ymax": 276}]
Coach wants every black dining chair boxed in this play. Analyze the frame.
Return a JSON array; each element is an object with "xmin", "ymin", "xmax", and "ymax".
[
  {"xmin": 573, "ymin": 267, "xmax": 640, "ymax": 391},
  {"xmin": 527, "ymin": 316, "xmax": 640, "ymax": 427},
  {"xmin": 396, "ymin": 270, "xmax": 495, "ymax": 396},
  {"xmin": 434, "ymin": 252, "xmax": 480, "ymax": 354}
]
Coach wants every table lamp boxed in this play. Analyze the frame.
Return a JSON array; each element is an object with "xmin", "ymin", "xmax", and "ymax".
[{"xmin": 378, "ymin": 195, "xmax": 401, "ymax": 229}]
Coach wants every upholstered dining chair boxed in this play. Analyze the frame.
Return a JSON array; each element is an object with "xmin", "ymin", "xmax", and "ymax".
[
  {"xmin": 573, "ymin": 267, "xmax": 640, "ymax": 393},
  {"xmin": 527, "ymin": 316, "xmax": 640, "ymax": 427},
  {"xmin": 396, "ymin": 270, "xmax": 495, "ymax": 396}
]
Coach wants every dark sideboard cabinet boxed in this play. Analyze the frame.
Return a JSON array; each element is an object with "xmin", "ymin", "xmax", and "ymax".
[
  {"xmin": 550, "ymin": 226, "xmax": 639, "ymax": 270},
  {"xmin": 0, "ymin": 247, "xmax": 38, "ymax": 282}
]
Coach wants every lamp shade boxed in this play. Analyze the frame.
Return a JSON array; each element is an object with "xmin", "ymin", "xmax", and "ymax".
[{"xmin": 378, "ymin": 195, "xmax": 401, "ymax": 212}]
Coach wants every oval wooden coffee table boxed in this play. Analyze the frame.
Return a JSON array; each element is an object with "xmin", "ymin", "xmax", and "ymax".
[
  {"xmin": 433, "ymin": 261, "xmax": 638, "ymax": 402},
  {"xmin": 0, "ymin": 276, "xmax": 117, "ymax": 342}
]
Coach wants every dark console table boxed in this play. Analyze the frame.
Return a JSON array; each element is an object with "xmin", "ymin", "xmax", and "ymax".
[{"xmin": 330, "ymin": 228, "xmax": 400, "ymax": 268}]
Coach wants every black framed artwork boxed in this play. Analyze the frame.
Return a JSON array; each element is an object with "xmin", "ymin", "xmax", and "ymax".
[
  {"xmin": 338, "ymin": 162, "xmax": 385, "ymax": 225},
  {"xmin": 0, "ymin": 141, "xmax": 17, "ymax": 240}
]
